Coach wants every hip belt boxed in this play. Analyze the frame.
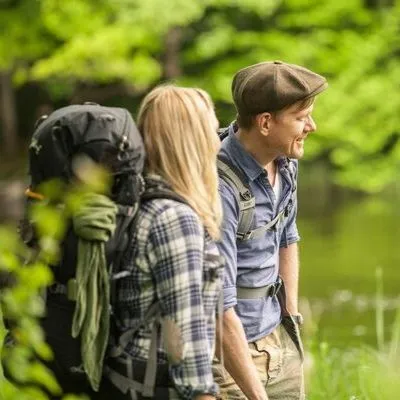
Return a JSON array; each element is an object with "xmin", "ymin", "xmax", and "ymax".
[
  {"xmin": 104, "ymin": 357, "xmax": 172, "ymax": 399},
  {"xmin": 236, "ymin": 277, "xmax": 282, "ymax": 299}
]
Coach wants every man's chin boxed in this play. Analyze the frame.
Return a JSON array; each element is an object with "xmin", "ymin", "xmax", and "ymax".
[{"xmin": 289, "ymin": 150, "xmax": 304, "ymax": 160}]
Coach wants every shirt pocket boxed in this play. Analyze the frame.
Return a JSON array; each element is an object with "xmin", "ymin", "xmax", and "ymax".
[{"xmin": 202, "ymin": 252, "xmax": 224, "ymax": 317}]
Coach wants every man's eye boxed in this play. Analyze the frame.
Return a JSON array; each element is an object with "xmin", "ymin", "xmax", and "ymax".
[{"xmin": 298, "ymin": 115, "xmax": 309, "ymax": 122}]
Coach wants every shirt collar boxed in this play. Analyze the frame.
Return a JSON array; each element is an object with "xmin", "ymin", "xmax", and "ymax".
[
  {"xmin": 222, "ymin": 123, "xmax": 265, "ymax": 182},
  {"xmin": 222, "ymin": 122, "xmax": 294, "ymax": 180}
]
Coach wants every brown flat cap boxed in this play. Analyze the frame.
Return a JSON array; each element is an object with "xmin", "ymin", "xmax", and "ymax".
[{"xmin": 232, "ymin": 60, "xmax": 328, "ymax": 114}]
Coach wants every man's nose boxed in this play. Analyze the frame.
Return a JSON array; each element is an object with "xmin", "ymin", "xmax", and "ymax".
[{"xmin": 305, "ymin": 116, "xmax": 316, "ymax": 132}]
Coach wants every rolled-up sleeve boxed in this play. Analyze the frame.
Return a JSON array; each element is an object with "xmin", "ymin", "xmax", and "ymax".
[
  {"xmin": 149, "ymin": 203, "xmax": 218, "ymax": 398},
  {"xmin": 217, "ymin": 180, "xmax": 240, "ymax": 310}
]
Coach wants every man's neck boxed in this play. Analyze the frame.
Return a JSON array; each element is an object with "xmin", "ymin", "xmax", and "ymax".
[{"xmin": 236, "ymin": 127, "xmax": 277, "ymax": 170}]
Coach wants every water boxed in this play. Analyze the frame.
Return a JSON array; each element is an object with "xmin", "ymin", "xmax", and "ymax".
[{"xmin": 297, "ymin": 173, "xmax": 400, "ymax": 347}]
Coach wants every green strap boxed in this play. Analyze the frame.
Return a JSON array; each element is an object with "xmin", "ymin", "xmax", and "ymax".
[{"xmin": 71, "ymin": 192, "xmax": 118, "ymax": 391}]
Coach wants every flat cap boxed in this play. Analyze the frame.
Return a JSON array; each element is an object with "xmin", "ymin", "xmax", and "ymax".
[{"xmin": 232, "ymin": 60, "xmax": 328, "ymax": 114}]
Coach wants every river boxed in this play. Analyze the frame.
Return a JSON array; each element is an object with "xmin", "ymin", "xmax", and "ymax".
[{"xmin": 297, "ymin": 166, "xmax": 400, "ymax": 347}]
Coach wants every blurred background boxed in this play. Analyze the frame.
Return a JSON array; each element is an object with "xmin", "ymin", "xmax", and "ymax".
[{"xmin": 0, "ymin": 0, "xmax": 399, "ymax": 360}]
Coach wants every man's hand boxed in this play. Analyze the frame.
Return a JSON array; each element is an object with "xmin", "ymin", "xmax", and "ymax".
[{"xmin": 216, "ymin": 308, "xmax": 268, "ymax": 400}]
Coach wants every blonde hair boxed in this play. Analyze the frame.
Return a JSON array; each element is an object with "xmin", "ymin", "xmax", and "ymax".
[{"xmin": 137, "ymin": 85, "xmax": 222, "ymax": 240}]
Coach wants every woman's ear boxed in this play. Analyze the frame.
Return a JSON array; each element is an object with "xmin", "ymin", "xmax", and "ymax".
[{"xmin": 255, "ymin": 112, "xmax": 272, "ymax": 136}]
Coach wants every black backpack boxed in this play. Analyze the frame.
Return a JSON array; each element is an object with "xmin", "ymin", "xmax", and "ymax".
[
  {"xmin": 18, "ymin": 103, "xmax": 186, "ymax": 399},
  {"xmin": 17, "ymin": 103, "xmax": 150, "ymax": 396}
]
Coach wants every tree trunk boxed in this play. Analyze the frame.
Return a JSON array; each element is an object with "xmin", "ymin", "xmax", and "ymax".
[
  {"xmin": 163, "ymin": 27, "xmax": 183, "ymax": 79},
  {"xmin": 0, "ymin": 70, "xmax": 18, "ymax": 156}
]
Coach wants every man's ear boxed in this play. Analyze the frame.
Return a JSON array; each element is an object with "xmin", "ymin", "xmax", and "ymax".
[{"xmin": 255, "ymin": 112, "xmax": 272, "ymax": 136}]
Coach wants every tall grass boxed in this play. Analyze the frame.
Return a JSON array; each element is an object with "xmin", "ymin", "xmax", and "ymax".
[{"xmin": 306, "ymin": 269, "xmax": 400, "ymax": 400}]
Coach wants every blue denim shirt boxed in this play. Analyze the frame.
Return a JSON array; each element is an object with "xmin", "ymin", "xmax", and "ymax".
[{"xmin": 218, "ymin": 124, "xmax": 300, "ymax": 342}]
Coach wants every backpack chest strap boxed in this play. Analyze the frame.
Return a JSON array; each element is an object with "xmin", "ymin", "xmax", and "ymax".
[
  {"xmin": 237, "ymin": 209, "xmax": 285, "ymax": 241},
  {"xmin": 218, "ymin": 157, "xmax": 295, "ymax": 242}
]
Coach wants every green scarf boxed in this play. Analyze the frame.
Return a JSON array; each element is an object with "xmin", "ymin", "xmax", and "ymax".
[{"xmin": 71, "ymin": 193, "xmax": 117, "ymax": 391}]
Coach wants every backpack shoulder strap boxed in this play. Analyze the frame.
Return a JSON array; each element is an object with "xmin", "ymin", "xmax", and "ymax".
[
  {"xmin": 141, "ymin": 176, "xmax": 188, "ymax": 205},
  {"xmin": 217, "ymin": 155, "xmax": 255, "ymax": 240},
  {"xmin": 218, "ymin": 127, "xmax": 230, "ymax": 141},
  {"xmin": 218, "ymin": 156, "xmax": 298, "ymax": 241},
  {"xmin": 141, "ymin": 189, "xmax": 187, "ymax": 205}
]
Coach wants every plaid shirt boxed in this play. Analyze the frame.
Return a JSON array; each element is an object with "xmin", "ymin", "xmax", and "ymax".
[{"xmin": 115, "ymin": 193, "xmax": 223, "ymax": 399}]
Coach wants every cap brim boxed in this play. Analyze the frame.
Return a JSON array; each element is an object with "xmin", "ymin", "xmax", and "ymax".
[{"xmin": 304, "ymin": 81, "xmax": 328, "ymax": 100}]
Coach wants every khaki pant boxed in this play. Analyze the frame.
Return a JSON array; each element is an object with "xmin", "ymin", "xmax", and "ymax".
[{"xmin": 213, "ymin": 324, "xmax": 304, "ymax": 400}]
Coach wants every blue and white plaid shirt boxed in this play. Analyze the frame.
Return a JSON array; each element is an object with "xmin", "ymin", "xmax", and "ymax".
[{"xmin": 115, "ymin": 189, "xmax": 223, "ymax": 398}]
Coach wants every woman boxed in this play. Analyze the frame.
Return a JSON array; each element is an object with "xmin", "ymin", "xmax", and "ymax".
[{"xmin": 100, "ymin": 85, "xmax": 223, "ymax": 400}]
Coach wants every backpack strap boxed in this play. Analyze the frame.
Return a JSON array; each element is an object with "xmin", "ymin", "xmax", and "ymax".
[
  {"xmin": 105, "ymin": 322, "xmax": 160, "ymax": 399},
  {"xmin": 218, "ymin": 155, "xmax": 297, "ymax": 241},
  {"xmin": 238, "ymin": 210, "xmax": 286, "ymax": 241},
  {"xmin": 218, "ymin": 126, "xmax": 231, "ymax": 141},
  {"xmin": 217, "ymin": 156, "xmax": 255, "ymax": 241},
  {"xmin": 106, "ymin": 185, "xmax": 188, "ymax": 398},
  {"xmin": 109, "ymin": 204, "xmax": 138, "ymax": 305},
  {"xmin": 106, "ymin": 303, "xmax": 161, "ymax": 398}
]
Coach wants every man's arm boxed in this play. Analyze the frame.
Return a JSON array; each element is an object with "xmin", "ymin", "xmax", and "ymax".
[
  {"xmin": 216, "ymin": 180, "xmax": 267, "ymax": 400},
  {"xmin": 279, "ymin": 161, "xmax": 300, "ymax": 315},
  {"xmin": 216, "ymin": 308, "xmax": 268, "ymax": 400},
  {"xmin": 279, "ymin": 242, "xmax": 299, "ymax": 315}
]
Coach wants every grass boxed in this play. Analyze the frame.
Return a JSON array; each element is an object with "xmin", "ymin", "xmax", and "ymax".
[{"xmin": 306, "ymin": 268, "xmax": 400, "ymax": 400}]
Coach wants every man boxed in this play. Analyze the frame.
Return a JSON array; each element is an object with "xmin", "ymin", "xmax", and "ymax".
[{"xmin": 214, "ymin": 61, "xmax": 328, "ymax": 400}]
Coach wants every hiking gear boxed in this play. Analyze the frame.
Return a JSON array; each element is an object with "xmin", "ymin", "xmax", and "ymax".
[
  {"xmin": 217, "ymin": 125, "xmax": 297, "ymax": 338},
  {"xmin": 287, "ymin": 314, "xmax": 304, "ymax": 326},
  {"xmin": 21, "ymin": 103, "xmax": 145, "ymax": 393},
  {"xmin": 277, "ymin": 282, "xmax": 304, "ymax": 359},
  {"xmin": 217, "ymin": 127, "xmax": 297, "ymax": 242},
  {"xmin": 98, "ymin": 366, "xmax": 177, "ymax": 400},
  {"xmin": 71, "ymin": 192, "xmax": 118, "ymax": 390},
  {"xmin": 104, "ymin": 176, "xmax": 222, "ymax": 400},
  {"xmin": 236, "ymin": 277, "xmax": 283, "ymax": 300},
  {"xmin": 232, "ymin": 60, "xmax": 328, "ymax": 115}
]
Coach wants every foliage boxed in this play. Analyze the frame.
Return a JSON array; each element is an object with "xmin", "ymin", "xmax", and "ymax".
[
  {"xmin": 306, "ymin": 270, "xmax": 400, "ymax": 400},
  {"xmin": 0, "ymin": 170, "xmax": 107, "ymax": 399},
  {"xmin": 0, "ymin": 222, "xmax": 61, "ymax": 399},
  {"xmin": 307, "ymin": 339, "xmax": 400, "ymax": 400},
  {"xmin": 0, "ymin": 0, "xmax": 54, "ymax": 71},
  {"xmin": 0, "ymin": 0, "xmax": 400, "ymax": 192}
]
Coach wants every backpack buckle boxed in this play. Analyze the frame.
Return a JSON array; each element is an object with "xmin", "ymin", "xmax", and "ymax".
[
  {"xmin": 240, "ymin": 189, "xmax": 252, "ymax": 201},
  {"xmin": 267, "ymin": 278, "xmax": 282, "ymax": 297}
]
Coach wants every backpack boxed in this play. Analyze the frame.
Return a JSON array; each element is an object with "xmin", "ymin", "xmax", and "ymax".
[
  {"xmin": 217, "ymin": 125, "xmax": 297, "ymax": 241},
  {"xmin": 18, "ymin": 103, "xmax": 181, "ymax": 397}
]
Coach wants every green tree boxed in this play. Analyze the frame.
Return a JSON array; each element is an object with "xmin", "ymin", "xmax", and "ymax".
[
  {"xmin": 0, "ymin": 0, "xmax": 56, "ymax": 155},
  {"xmin": 1, "ymin": 0, "xmax": 399, "ymax": 192}
]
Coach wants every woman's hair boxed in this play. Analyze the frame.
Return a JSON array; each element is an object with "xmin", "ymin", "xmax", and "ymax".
[{"xmin": 137, "ymin": 85, "xmax": 222, "ymax": 240}]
